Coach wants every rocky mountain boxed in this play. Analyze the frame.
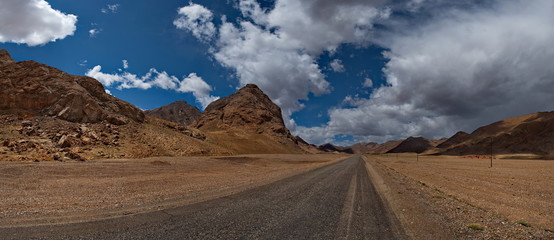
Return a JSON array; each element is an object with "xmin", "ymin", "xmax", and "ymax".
[
  {"xmin": 145, "ymin": 100, "xmax": 201, "ymax": 126},
  {"xmin": 441, "ymin": 111, "xmax": 554, "ymax": 156},
  {"xmin": 0, "ymin": 50, "xmax": 230, "ymax": 161},
  {"xmin": 194, "ymin": 84, "xmax": 314, "ymax": 154},
  {"xmin": 387, "ymin": 137, "xmax": 434, "ymax": 154},
  {"xmin": 195, "ymin": 84, "xmax": 289, "ymax": 135},
  {"xmin": 0, "ymin": 49, "xmax": 144, "ymax": 125}
]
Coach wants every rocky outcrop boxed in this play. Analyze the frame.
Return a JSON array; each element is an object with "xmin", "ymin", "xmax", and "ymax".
[
  {"xmin": 0, "ymin": 50, "xmax": 144, "ymax": 125},
  {"xmin": 145, "ymin": 100, "xmax": 201, "ymax": 126},
  {"xmin": 195, "ymin": 84, "xmax": 290, "ymax": 136},
  {"xmin": 387, "ymin": 137, "xmax": 434, "ymax": 154},
  {"xmin": 0, "ymin": 49, "xmax": 15, "ymax": 66}
]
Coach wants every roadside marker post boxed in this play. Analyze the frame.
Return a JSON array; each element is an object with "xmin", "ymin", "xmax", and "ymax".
[{"xmin": 490, "ymin": 137, "xmax": 493, "ymax": 168}]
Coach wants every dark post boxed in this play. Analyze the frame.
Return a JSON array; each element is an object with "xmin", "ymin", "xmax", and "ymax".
[
  {"xmin": 417, "ymin": 153, "xmax": 419, "ymax": 162},
  {"xmin": 490, "ymin": 137, "xmax": 493, "ymax": 168}
]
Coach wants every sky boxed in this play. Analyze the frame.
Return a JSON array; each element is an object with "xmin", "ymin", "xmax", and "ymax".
[{"xmin": 1, "ymin": 0, "xmax": 554, "ymax": 146}]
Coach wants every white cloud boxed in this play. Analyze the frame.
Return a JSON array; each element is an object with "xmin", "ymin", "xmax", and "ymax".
[
  {"xmin": 0, "ymin": 0, "xmax": 77, "ymax": 46},
  {"xmin": 330, "ymin": 59, "xmax": 345, "ymax": 72},
  {"xmin": 101, "ymin": 4, "xmax": 120, "ymax": 14},
  {"xmin": 176, "ymin": 0, "xmax": 390, "ymax": 127},
  {"xmin": 173, "ymin": 3, "xmax": 216, "ymax": 41},
  {"xmin": 300, "ymin": 0, "xmax": 554, "ymax": 144},
  {"xmin": 122, "ymin": 60, "xmax": 128, "ymax": 69},
  {"xmin": 89, "ymin": 28, "xmax": 101, "ymax": 37},
  {"xmin": 85, "ymin": 64, "xmax": 218, "ymax": 109},
  {"xmin": 362, "ymin": 78, "xmax": 373, "ymax": 88},
  {"xmin": 178, "ymin": 73, "xmax": 220, "ymax": 109}
]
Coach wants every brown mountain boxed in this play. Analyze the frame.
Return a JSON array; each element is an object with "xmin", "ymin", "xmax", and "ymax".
[
  {"xmin": 349, "ymin": 142, "xmax": 380, "ymax": 154},
  {"xmin": 318, "ymin": 143, "xmax": 354, "ymax": 153},
  {"xmin": 0, "ymin": 50, "xmax": 231, "ymax": 161},
  {"xmin": 194, "ymin": 84, "xmax": 313, "ymax": 154},
  {"xmin": 441, "ymin": 111, "xmax": 554, "ymax": 156},
  {"xmin": 387, "ymin": 137, "xmax": 434, "ymax": 153},
  {"xmin": 145, "ymin": 101, "xmax": 201, "ymax": 126},
  {"xmin": 437, "ymin": 131, "xmax": 470, "ymax": 149},
  {"xmin": 0, "ymin": 49, "xmax": 144, "ymax": 125}
]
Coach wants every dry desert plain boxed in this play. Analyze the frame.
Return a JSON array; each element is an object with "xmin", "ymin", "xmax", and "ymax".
[
  {"xmin": 365, "ymin": 154, "xmax": 554, "ymax": 239},
  {"xmin": 1, "ymin": 153, "xmax": 553, "ymax": 239},
  {"xmin": 0, "ymin": 154, "xmax": 346, "ymax": 226}
]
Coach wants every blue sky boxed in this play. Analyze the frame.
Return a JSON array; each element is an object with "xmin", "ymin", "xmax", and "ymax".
[{"xmin": 1, "ymin": 0, "xmax": 554, "ymax": 145}]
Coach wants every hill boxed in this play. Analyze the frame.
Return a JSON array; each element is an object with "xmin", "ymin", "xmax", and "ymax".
[
  {"xmin": 145, "ymin": 100, "xmax": 201, "ymax": 126},
  {"xmin": 387, "ymin": 137, "xmax": 434, "ymax": 154},
  {"xmin": 441, "ymin": 112, "xmax": 554, "ymax": 156},
  {"xmin": 194, "ymin": 84, "xmax": 315, "ymax": 154}
]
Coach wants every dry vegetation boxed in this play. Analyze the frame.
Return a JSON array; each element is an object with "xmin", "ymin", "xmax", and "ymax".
[
  {"xmin": 368, "ymin": 154, "xmax": 553, "ymax": 231},
  {"xmin": 0, "ymin": 154, "xmax": 346, "ymax": 227}
]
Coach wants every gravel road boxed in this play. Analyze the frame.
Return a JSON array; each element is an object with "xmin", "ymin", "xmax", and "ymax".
[{"xmin": 1, "ymin": 155, "xmax": 406, "ymax": 240}]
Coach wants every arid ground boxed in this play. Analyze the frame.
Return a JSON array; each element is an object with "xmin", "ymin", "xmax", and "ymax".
[
  {"xmin": 0, "ymin": 154, "xmax": 346, "ymax": 226},
  {"xmin": 365, "ymin": 154, "xmax": 554, "ymax": 239}
]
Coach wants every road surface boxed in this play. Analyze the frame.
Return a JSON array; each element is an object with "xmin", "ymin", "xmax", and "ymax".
[{"xmin": 1, "ymin": 155, "xmax": 406, "ymax": 239}]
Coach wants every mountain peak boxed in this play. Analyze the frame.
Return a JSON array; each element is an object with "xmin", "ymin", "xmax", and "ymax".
[
  {"xmin": 195, "ymin": 83, "xmax": 288, "ymax": 136},
  {"xmin": 387, "ymin": 136, "xmax": 433, "ymax": 153},
  {"xmin": 145, "ymin": 100, "xmax": 201, "ymax": 126},
  {"xmin": 0, "ymin": 49, "xmax": 15, "ymax": 66}
]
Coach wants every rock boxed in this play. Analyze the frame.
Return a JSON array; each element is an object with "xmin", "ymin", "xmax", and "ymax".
[
  {"xmin": 58, "ymin": 135, "xmax": 71, "ymax": 148},
  {"xmin": 81, "ymin": 136, "xmax": 92, "ymax": 145},
  {"xmin": 0, "ymin": 49, "xmax": 144, "ymax": 124},
  {"xmin": 65, "ymin": 151, "xmax": 85, "ymax": 161},
  {"xmin": 21, "ymin": 120, "xmax": 33, "ymax": 127}
]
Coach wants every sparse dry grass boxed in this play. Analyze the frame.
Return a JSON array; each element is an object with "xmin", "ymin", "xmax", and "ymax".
[{"xmin": 369, "ymin": 154, "xmax": 554, "ymax": 230}]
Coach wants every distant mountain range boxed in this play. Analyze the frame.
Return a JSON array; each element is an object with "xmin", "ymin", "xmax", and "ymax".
[{"xmin": 319, "ymin": 111, "xmax": 554, "ymax": 157}]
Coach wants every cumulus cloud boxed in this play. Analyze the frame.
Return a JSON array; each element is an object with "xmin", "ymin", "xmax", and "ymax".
[
  {"xmin": 330, "ymin": 59, "xmax": 345, "ymax": 72},
  {"xmin": 0, "ymin": 0, "xmax": 77, "ymax": 46},
  {"xmin": 122, "ymin": 60, "xmax": 128, "ymax": 69},
  {"xmin": 176, "ymin": 0, "xmax": 390, "ymax": 126},
  {"xmin": 173, "ymin": 3, "xmax": 216, "ymax": 41},
  {"xmin": 300, "ymin": 0, "xmax": 554, "ymax": 144},
  {"xmin": 85, "ymin": 64, "xmax": 218, "ymax": 109}
]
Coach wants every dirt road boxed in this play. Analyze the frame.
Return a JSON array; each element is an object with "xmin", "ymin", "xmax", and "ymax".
[{"xmin": 0, "ymin": 155, "xmax": 406, "ymax": 239}]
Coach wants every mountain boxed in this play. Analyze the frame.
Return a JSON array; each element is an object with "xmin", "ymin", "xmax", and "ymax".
[
  {"xmin": 441, "ymin": 111, "xmax": 554, "ymax": 156},
  {"xmin": 437, "ymin": 131, "xmax": 470, "ymax": 149},
  {"xmin": 145, "ymin": 101, "xmax": 201, "ymax": 126},
  {"xmin": 349, "ymin": 142, "xmax": 380, "ymax": 154},
  {"xmin": 0, "ymin": 49, "xmax": 144, "ymax": 125},
  {"xmin": 387, "ymin": 137, "xmax": 434, "ymax": 154},
  {"xmin": 194, "ymin": 84, "xmax": 314, "ymax": 154},
  {"xmin": 318, "ymin": 143, "xmax": 354, "ymax": 153},
  {"xmin": 0, "ymin": 50, "xmax": 230, "ymax": 161}
]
